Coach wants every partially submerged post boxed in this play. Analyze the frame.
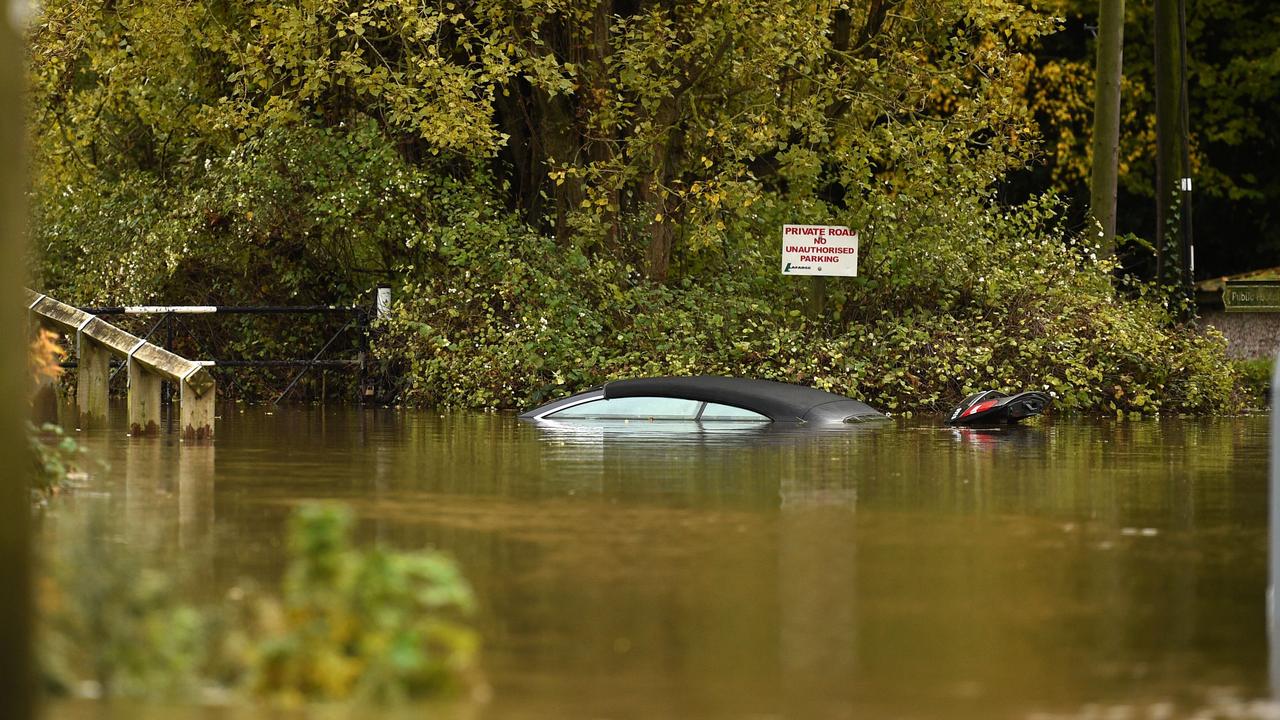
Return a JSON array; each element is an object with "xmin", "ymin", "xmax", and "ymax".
[
  {"xmin": 178, "ymin": 366, "xmax": 215, "ymax": 441},
  {"xmin": 126, "ymin": 353, "xmax": 162, "ymax": 435},
  {"xmin": 26, "ymin": 290, "xmax": 216, "ymax": 440},
  {"xmin": 75, "ymin": 326, "xmax": 110, "ymax": 426}
]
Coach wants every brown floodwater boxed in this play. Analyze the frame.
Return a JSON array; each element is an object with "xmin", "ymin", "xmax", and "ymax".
[{"xmin": 42, "ymin": 406, "xmax": 1274, "ymax": 719}]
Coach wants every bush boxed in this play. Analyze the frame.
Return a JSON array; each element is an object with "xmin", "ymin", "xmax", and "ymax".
[
  {"xmin": 31, "ymin": 120, "xmax": 444, "ymax": 399},
  {"xmin": 1234, "ymin": 358, "xmax": 1272, "ymax": 408},
  {"xmin": 35, "ymin": 120, "xmax": 414, "ymax": 305},
  {"xmin": 376, "ymin": 189, "xmax": 1241, "ymax": 416}
]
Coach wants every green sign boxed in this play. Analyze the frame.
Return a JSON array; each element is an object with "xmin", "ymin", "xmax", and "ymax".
[{"xmin": 1223, "ymin": 280, "xmax": 1280, "ymax": 312}]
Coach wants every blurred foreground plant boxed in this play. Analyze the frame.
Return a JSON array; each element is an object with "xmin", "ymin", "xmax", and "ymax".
[
  {"xmin": 41, "ymin": 504, "xmax": 481, "ymax": 707},
  {"xmin": 25, "ymin": 328, "xmax": 85, "ymax": 496},
  {"xmin": 225, "ymin": 505, "xmax": 480, "ymax": 705},
  {"xmin": 26, "ymin": 422, "xmax": 87, "ymax": 497},
  {"xmin": 40, "ymin": 509, "xmax": 206, "ymax": 699}
]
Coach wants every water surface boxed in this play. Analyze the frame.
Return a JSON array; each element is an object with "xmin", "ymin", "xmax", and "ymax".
[{"xmin": 46, "ymin": 407, "xmax": 1272, "ymax": 719}]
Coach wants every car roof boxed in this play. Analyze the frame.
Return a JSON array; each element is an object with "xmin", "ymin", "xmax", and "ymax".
[{"xmin": 521, "ymin": 376, "xmax": 886, "ymax": 424}]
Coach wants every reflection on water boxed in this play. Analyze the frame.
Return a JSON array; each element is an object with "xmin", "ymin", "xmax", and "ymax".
[{"xmin": 46, "ymin": 406, "xmax": 1273, "ymax": 719}]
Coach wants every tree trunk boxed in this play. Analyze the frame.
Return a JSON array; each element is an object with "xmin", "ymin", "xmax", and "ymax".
[
  {"xmin": 588, "ymin": 0, "xmax": 621, "ymax": 252},
  {"xmin": 643, "ymin": 99, "xmax": 682, "ymax": 283},
  {"xmin": 1088, "ymin": 0, "xmax": 1125, "ymax": 258},
  {"xmin": 1153, "ymin": 0, "xmax": 1185, "ymax": 284},
  {"xmin": 494, "ymin": 82, "xmax": 539, "ymax": 219},
  {"xmin": 643, "ymin": 179, "xmax": 676, "ymax": 282},
  {"xmin": 1176, "ymin": 0, "xmax": 1194, "ymax": 292},
  {"xmin": 532, "ymin": 30, "xmax": 585, "ymax": 246}
]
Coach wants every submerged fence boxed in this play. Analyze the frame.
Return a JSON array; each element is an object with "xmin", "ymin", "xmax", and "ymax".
[
  {"xmin": 78, "ymin": 291, "xmax": 385, "ymax": 405},
  {"xmin": 26, "ymin": 287, "xmax": 394, "ymax": 438},
  {"xmin": 26, "ymin": 289, "xmax": 216, "ymax": 439}
]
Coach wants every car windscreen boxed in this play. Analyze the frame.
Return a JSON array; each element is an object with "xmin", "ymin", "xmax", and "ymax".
[{"xmin": 548, "ymin": 397, "xmax": 769, "ymax": 421}]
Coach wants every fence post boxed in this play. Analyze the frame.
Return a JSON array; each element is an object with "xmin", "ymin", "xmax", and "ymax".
[
  {"xmin": 75, "ymin": 328, "xmax": 110, "ymax": 426},
  {"xmin": 127, "ymin": 356, "xmax": 162, "ymax": 435},
  {"xmin": 179, "ymin": 373, "xmax": 215, "ymax": 441}
]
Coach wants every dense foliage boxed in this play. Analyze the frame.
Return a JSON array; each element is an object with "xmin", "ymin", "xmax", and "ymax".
[
  {"xmin": 29, "ymin": 0, "xmax": 1050, "ymax": 286},
  {"xmin": 25, "ymin": 0, "xmax": 1246, "ymax": 413},
  {"xmin": 1024, "ymin": 0, "xmax": 1280, "ymax": 278},
  {"xmin": 379, "ymin": 188, "xmax": 1236, "ymax": 415}
]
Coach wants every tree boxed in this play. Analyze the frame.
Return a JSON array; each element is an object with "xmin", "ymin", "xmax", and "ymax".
[
  {"xmin": 28, "ymin": 0, "xmax": 1056, "ymax": 288},
  {"xmin": 1088, "ymin": 0, "xmax": 1124, "ymax": 257},
  {"xmin": 1025, "ymin": 0, "xmax": 1280, "ymax": 279},
  {"xmin": 1153, "ymin": 0, "xmax": 1197, "ymax": 296}
]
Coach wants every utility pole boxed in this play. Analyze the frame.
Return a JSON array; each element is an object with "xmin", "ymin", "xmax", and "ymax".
[
  {"xmin": 1, "ymin": 0, "xmax": 35, "ymax": 718},
  {"xmin": 1088, "ymin": 0, "xmax": 1125, "ymax": 259},
  {"xmin": 1154, "ymin": 0, "xmax": 1193, "ymax": 295}
]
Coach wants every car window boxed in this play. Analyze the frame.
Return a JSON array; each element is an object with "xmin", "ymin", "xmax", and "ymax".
[
  {"xmin": 549, "ymin": 397, "xmax": 703, "ymax": 419},
  {"xmin": 699, "ymin": 402, "xmax": 769, "ymax": 421}
]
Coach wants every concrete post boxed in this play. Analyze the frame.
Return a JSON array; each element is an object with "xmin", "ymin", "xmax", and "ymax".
[
  {"xmin": 127, "ymin": 357, "xmax": 162, "ymax": 436},
  {"xmin": 179, "ymin": 376, "xmax": 215, "ymax": 441},
  {"xmin": 75, "ymin": 333, "xmax": 110, "ymax": 427}
]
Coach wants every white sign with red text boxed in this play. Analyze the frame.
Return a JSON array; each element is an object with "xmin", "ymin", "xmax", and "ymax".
[{"xmin": 781, "ymin": 225, "xmax": 858, "ymax": 276}]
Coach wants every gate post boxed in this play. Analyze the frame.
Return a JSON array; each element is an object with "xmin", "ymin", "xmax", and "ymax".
[
  {"xmin": 75, "ymin": 329, "xmax": 110, "ymax": 426},
  {"xmin": 127, "ymin": 356, "xmax": 162, "ymax": 435}
]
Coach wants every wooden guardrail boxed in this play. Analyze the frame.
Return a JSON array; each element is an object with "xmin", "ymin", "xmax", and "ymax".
[{"xmin": 26, "ymin": 289, "xmax": 215, "ymax": 440}]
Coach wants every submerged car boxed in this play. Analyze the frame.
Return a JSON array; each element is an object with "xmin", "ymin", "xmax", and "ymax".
[
  {"xmin": 519, "ymin": 376, "xmax": 888, "ymax": 425},
  {"xmin": 522, "ymin": 376, "xmax": 1051, "ymax": 427}
]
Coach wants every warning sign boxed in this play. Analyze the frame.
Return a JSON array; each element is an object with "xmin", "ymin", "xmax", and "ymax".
[{"xmin": 781, "ymin": 225, "xmax": 858, "ymax": 277}]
